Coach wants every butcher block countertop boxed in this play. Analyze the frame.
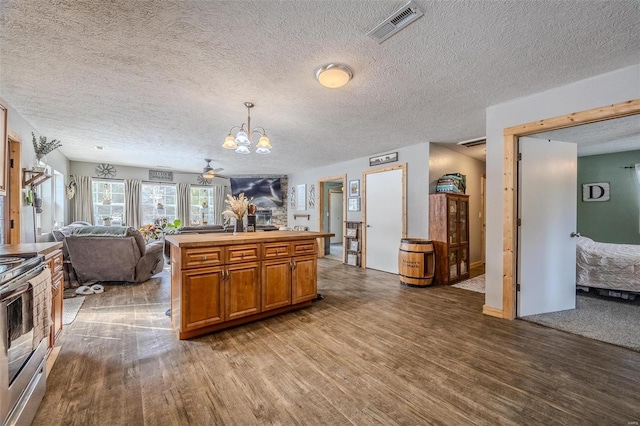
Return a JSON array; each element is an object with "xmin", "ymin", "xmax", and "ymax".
[
  {"xmin": 165, "ymin": 231, "xmax": 333, "ymax": 248},
  {"xmin": 0, "ymin": 242, "xmax": 62, "ymax": 257}
]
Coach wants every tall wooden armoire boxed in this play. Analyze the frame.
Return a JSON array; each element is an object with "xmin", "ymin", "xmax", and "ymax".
[{"xmin": 429, "ymin": 193, "xmax": 470, "ymax": 285}]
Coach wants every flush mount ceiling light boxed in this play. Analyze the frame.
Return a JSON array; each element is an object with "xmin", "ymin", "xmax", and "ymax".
[
  {"xmin": 222, "ymin": 102, "xmax": 272, "ymax": 154},
  {"xmin": 315, "ymin": 63, "xmax": 354, "ymax": 89}
]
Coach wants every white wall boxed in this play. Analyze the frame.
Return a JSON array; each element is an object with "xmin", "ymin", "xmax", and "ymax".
[
  {"xmin": 5, "ymin": 102, "xmax": 70, "ymax": 242},
  {"xmin": 485, "ymin": 64, "xmax": 640, "ymax": 310},
  {"xmin": 429, "ymin": 144, "xmax": 486, "ymax": 264},
  {"xmin": 288, "ymin": 143, "xmax": 430, "ymax": 238}
]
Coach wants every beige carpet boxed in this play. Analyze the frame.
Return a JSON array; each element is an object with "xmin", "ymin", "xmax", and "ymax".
[
  {"xmin": 452, "ymin": 275, "xmax": 639, "ymax": 352},
  {"xmin": 521, "ymin": 294, "xmax": 640, "ymax": 352},
  {"xmin": 451, "ymin": 274, "xmax": 485, "ymax": 293}
]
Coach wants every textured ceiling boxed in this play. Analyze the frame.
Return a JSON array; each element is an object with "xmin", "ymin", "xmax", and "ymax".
[
  {"xmin": 530, "ymin": 115, "xmax": 640, "ymax": 157},
  {"xmin": 1, "ymin": 0, "xmax": 639, "ymax": 175}
]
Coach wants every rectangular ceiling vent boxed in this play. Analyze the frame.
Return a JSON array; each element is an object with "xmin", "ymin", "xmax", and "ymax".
[
  {"xmin": 457, "ymin": 137, "xmax": 487, "ymax": 147},
  {"xmin": 367, "ymin": 1, "xmax": 424, "ymax": 43}
]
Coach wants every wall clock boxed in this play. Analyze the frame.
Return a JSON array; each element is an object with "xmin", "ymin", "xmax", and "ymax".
[
  {"xmin": 95, "ymin": 163, "xmax": 116, "ymax": 178},
  {"xmin": 197, "ymin": 176, "xmax": 212, "ymax": 185}
]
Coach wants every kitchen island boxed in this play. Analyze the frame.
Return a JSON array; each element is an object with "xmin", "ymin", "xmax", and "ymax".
[{"xmin": 165, "ymin": 231, "xmax": 332, "ymax": 339}]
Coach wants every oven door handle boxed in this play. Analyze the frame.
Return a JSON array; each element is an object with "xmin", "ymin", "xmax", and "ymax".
[{"xmin": 0, "ymin": 282, "xmax": 32, "ymax": 303}]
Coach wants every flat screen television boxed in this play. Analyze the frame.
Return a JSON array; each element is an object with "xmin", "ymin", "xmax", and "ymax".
[{"xmin": 230, "ymin": 177, "xmax": 283, "ymax": 207}]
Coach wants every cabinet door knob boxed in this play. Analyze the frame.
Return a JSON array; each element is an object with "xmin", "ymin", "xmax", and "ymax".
[{"xmin": 201, "ymin": 255, "xmax": 207, "ymax": 261}]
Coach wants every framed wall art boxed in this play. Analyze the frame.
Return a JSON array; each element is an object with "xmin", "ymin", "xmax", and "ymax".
[
  {"xmin": 369, "ymin": 151, "xmax": 398, "ymax": 167},
  {"xmin": 348, "ymin": 179, "xmax": 360, "ymax": 197},
  {"xmin": 348, "ymin": 197, "xmax": 361, "ymax": 212},
  {"xmin": 582, "ymin": 182, "xmax": 610, "ymax": 202}
]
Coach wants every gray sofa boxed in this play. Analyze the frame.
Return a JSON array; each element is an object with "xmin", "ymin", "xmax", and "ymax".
[
  {"xmin": 63, "ymin": 225, "xmax": 164, "ymax": 284},
  {"xmin": 176, "ymin": 225, "xmax": 229, "ymax": 234}
]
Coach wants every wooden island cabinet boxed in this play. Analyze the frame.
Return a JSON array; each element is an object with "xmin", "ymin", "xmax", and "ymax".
[{"xmin": 165, "ymin": 231, "xmax": 332, "ymax": 339}]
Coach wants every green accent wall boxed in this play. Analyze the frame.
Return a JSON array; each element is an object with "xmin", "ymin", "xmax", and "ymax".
[{"xmin": 577, "ymin": 150, "xmax": 640, "ymax": 244}]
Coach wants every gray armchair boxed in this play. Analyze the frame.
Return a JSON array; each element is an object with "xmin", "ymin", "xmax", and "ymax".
[{"xmin": 65, "ymin": 226, "xmax": 164, "ymax": 284}]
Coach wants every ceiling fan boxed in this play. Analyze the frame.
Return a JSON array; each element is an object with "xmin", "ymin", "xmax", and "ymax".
[{"xmin": 198, "ymin": 158, "xmax": 226, "ymax": 183}]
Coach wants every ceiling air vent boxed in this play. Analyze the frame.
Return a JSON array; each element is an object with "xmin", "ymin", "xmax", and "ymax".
[
  {"xmin": 457, "ymin": 137, "xmax": 487, "ymax": 147},
  {"xmin": 367, "ymin": 1, "xmax": 424, "ymax": 43}
]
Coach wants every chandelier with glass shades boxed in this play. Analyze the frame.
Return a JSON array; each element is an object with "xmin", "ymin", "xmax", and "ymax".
[{"xmin": 222, "ymin": 102, "xmax": 272, "ymax": 154}]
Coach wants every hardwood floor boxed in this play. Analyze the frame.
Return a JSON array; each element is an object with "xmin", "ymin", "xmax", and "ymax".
[{"xmin": 35, "ymin": 259, "xmax": 640, "ymax": 425}]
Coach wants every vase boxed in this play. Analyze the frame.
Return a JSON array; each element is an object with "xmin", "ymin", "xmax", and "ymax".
[
  {"xmin": 234, "ymin": 217, "xmax": 244, "ymax": 234},
  {"xmin": 33, "ymin": 154, "xmax": 47, "ymax": 172}
]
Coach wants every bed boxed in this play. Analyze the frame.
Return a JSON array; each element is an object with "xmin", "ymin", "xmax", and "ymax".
[{"xmin": 576, "ymin": 236, "xmax": 640, "ymax": 293}]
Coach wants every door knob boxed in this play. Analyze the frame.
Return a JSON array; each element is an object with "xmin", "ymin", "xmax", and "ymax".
[
  {"xmin": 366, "ymin": 225, "xmax": 371, "ymax": 228},
  {"xmin": 570, "ymin": 232, "xmax": 581, "ymax": 238}
]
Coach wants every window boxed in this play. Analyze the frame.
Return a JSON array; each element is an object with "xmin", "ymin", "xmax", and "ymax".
[
  {"xmin": 92, "ymin": 180, "xmax": 125, "ymax": 225},
  {"xmin": 53, "ymin": 170, "xmax": 65, "ymax": 228},
  {"xmin": 141, "ymin": 183, "xmax": 177, "ymax": 225},
  {"xmin": 190, "ymin": 186, "xmax": 215, "ymax": 225},
  {"xmin": 36, "ymin": 167, "xmax": 67, "ymax": 238}
]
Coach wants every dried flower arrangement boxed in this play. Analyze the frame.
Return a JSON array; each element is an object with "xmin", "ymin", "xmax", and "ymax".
[
  {"xmin": 32, "ymin": 132, "xmax": 62, "ymax": 158},
  {"xmin": 222, "ymin": 193, "xmax": 251, "ymax": 220}
]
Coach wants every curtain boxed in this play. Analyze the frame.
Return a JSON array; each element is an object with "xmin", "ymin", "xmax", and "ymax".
[
  {"xmin": 70, "ymin": 175, "xmax": 94, "ymax": 223},
  {"xmin": 177, "ymin": 183, "xmax": 191, "ymax": 226},
  {"xmin": 125, "ymin": 179, "xmax": 142, "ymax": 229},
  {"xmin": 212, "ymin": 185, "xmax": 227, "ymax": 225}
]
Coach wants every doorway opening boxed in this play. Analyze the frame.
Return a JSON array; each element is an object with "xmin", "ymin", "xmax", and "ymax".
[
  {"xmin": 318, "ymin": 174, "xmax": 347, "ymax": 262},
  {"xmin": 496, "ymin": 98, "xmax": 640, "ymax": 320}
]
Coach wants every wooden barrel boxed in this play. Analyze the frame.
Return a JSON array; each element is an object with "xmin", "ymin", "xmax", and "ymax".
[{"xmin": 398, "ymin": 238, "xmax": 435, "ymax": 287}]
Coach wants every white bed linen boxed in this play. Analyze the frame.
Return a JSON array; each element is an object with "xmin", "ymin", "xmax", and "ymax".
[{"xmin": 576, "ymin": 236, "xmax": 640, "ymax": 292}]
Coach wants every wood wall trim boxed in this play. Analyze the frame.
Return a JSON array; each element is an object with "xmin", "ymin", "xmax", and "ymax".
[
  {"xmin": 8, "ymin": 138, "xmax": 21, "ymax": 243},
  {"xmin": 0, "ymin": 98, "xmax": 7, "ymax": 196},
  {"xmin": 362, "ymin": 163, "xmax": 407, "ymax": 270},
  {"xmin": 482, "ymin": 305, "xmax": 504, "ymax": 318},
  {"xmin": 499, "ymin": 98, "xmax": 640, "ymax": 320},
  {"xmin": 504, "ymin": 99, "xmax": 640, "ymax": 137}
]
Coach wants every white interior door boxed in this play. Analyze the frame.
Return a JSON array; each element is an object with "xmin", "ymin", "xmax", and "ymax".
[
  {"xmin": 329, "ymin": 191, "xmax": 343, "ymax": 244},
  {"xmin": 365, "ymin": 169, "xmax": 403, "ymax": 273},
  {"xmin": 518, "ymin": 137, "xmax": 577, "ymax": 316}
]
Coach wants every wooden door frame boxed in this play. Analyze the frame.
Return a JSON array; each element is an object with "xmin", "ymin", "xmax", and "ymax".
[
  {"xmin": 362, "ymin": 163, "xmax": 407, "ymax": 269},
  {"xmin": 495, "ymin": 99, "xmax": 640, "ymax": 320},
  {"xmin": 317, "ymin": 174, "xmax": 347, "ymax": 259},
  {"xmin": 6, "ymin": 137, "xmax": 21, "ymax": 243},
  {"xmin": 480, "ymin": 173, "xmax": 486, "ymax": 265}
]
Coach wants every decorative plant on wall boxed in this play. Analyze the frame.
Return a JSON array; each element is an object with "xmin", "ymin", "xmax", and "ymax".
[{"xmin": 32, "ymin": 132, "xmax": 62, "ymax": 168}]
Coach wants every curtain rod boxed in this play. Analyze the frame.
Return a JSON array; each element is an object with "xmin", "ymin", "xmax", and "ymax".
[{"xmin": 86, "ymin": 176, "xmax": 230, "ymax": 186}]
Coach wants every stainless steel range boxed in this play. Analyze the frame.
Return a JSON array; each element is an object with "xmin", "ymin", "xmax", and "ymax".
[{"xmin": 0, "ymin": 255, "xmax": 47, "ymax": 426}]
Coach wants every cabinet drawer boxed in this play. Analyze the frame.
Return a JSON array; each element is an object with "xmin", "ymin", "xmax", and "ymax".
[
  {"xmin": 292, "ymin": 240, "xmax": 317, "ymax": 256},
  {"xmin": 226, "ymin": 244, "xmax": 260, "ymax": 263},
  {"xmin": 182, "ymin": 247, "xmax": 224, "ymax": 269},
  {"xmin": 52, "ymin": 253, "xmax": 63, "ymax": 273},
  {"xmin": 46, "ymin": 251, "xmax": 64, "ymax": 274},
  {"xmin": 262, "ymin": 242, "xmax": 291, "ymax": 259}
]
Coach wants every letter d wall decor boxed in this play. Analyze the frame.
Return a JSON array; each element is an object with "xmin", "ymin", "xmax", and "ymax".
[{"xmin": 582, "ymin": 182, "xmax": 610, "ymax": 202}]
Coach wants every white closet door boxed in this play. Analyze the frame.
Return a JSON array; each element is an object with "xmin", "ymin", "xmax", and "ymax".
[
  {"xmin": 518, "ymin": 137, "xmax": 577, "ymax": 316},
  {"xmin": 365, "ymin": 169, "xmax": 403, "ymax": 274},
  {"xmin": 329, "ymin": 191, "xmax": 343, "ymax": 244}
]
